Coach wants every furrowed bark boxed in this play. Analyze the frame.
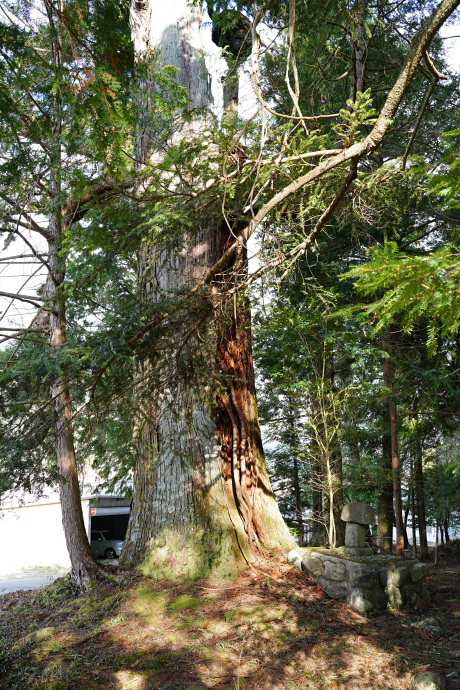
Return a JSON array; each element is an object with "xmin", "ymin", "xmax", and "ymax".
[
  {"xmin": 349, "ymin": 0, "xmax": 369, "ymax": 102},
  {"xmin": 121, "ymin": 0, "xmax": 294, "ymax": 578}
]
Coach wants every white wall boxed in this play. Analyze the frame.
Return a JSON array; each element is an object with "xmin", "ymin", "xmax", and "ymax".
[{"xmin": 0, "ymin": 492, "xmax": 90, "ymax": 573}]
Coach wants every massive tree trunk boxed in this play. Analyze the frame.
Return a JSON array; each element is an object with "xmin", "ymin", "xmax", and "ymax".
[{"xmin": 121, "ymin": 0, "xmax": 294, "ymax": 578}]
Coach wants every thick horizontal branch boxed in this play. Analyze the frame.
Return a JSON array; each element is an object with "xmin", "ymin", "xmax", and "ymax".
[
  {"xmin": 0, "ymin": 333, "xmax": 48, "ymax": 345},
  {"xmin": 0, "ymin": 327, "xmax": 46, "ymax": 332},
  {"xmin": 65, "ymin": 178, "xmax": 134, "ymax": 225}
]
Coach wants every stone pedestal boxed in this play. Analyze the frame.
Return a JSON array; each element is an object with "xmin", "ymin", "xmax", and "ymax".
[
  {"xmin": 287, "ymin": 547, "xmax": 430, "ymax": 615},
  {"xmin": 345, "ymin": 522, "xmax": 366, "ymax": 547},
  {"xmin": 337, "ymin": 501, "xmax": 377, "ymax": 557},
  {"xmin": 287, "ymin": 502, "xmax": 430, "ymax": 615},
  {"xmin": 336, "ymin": 545, "xmax": 373, "ymax": 557}
]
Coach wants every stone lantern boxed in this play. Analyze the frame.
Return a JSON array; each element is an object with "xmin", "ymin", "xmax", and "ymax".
[
  {"xmin": 336, "ymin": 501, "xmax": 378, "ymax": 557},
  {"xmin": 287, "ymin": 500, "xmax": 430, "ymax": 615}
]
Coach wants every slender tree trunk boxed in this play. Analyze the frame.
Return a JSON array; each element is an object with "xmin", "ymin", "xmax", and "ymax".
[
  {"xmin": 45, "ymin": 3, "xmax": 100, "ymax": 586},
  {"xmin": 435, "ymin": 523, "xmax": 439, "ymax": 566},
  {"xmin": 310, "ymin": 457, "xmax": 327, "ymax": 547},
  {"xmin": 414, "ymin": 440, "xmax": 430, "ymax": 560},
  {"xmin": 49, "ymin": 338, "xmax": 100, "ymax": 585},
  {"xmin": 331, "ymin": 446, "xmax": 345, "ymax": 547},
  {"xmin": 403, "ymin": 506, "xmax": 410, "ymax": 549},
  {"xmin": 326, "ymin": 349, "xmax": 345, "ymax": 547},
  {"xmin": 121, "ymin": 0, "xmax": 294, "ymax": 577},
  {"xmin": 293, "ymin": 452, "xmax": 304, "ymax": 546},
  {"xmin": 309, "ymin": 393, "xmax": 331, "ymax": 547},
  {"xmin": 349, "ymin": 0, "xmax": 369, "ymax": 102},
  {"xmin": 377, "ymin": 407, "xmax": 393, "ymax": 551},
  {"xmin": 309, "ymin": 348, "xmax": 345, "ymax": 549},
  {"xmin": 382, "ymin": 338, "xmax": 404, "ymax": 556},
  {"xmin": 444, "ymin": 517, "xmax": 450, "ymax": 543},
  {"xmin": 288, "ymin": 397, "xmax": 304, "ymax": 546},
  {"xmin": 410, "ymin": 456, "xmax": 417, "ymax": 555}
]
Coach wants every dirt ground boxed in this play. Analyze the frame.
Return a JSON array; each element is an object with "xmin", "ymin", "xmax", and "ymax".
[{"xmin": 0, "ymin": 546, "xmax": 459, "ymax": 690}]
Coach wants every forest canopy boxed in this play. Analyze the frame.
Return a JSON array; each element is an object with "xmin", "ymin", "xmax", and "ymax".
[{"xmin": 0, "ymin": 0, "xmax": 459, "ymax": 583}]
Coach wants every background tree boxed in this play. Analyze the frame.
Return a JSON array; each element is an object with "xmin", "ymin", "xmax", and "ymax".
[{"xmin": 0, "ymin": 0, "xmax": 134, "ymax": 584}]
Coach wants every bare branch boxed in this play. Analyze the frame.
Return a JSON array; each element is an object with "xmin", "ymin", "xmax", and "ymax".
[
  {"xmin": 0, "ymin": 327, "xmax": 46, "ymax": 332},
  {"xmin": 0, "ymin": 193, "xmax": 52, "ymax": 240},
  {"xmin": 0, "ymin": 226, "xmax": 54, "ymax": 278},
  {"xmin": 0, "ymin": 252, "xmax": 48, "ymax": 263},
  {"xmin": 402, "ymin": 50, "xmax": 448, "ymax": 170},
  {"xmin": 250, "ymin": 4, "xmax": 340, "ymax": 122},
  {"xmin": 0, "ymin": 290, "xmax": 45, "ymax": 307}
]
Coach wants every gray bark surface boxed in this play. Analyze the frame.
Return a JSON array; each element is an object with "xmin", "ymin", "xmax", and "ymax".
[{"xmin": 121, "ymin": 0, "xmax": 294, "ymax": 578}]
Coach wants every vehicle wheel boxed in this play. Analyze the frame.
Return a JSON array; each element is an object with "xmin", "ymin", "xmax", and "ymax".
[{"xmin": 104, "ymin": 548, "xmax": 116, "ymax": 559}]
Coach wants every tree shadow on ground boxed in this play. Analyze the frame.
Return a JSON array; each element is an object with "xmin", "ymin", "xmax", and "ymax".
[{"xmin": 1, "ymin": 555, "xmax": 459, "ymax": 689}]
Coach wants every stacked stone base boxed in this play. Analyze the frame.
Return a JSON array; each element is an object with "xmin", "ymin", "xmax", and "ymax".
[{"xmin": 288, "ymin": 547, "xmax": 429, "ymax": 615}]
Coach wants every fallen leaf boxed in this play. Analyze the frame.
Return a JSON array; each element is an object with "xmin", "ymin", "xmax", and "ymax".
[{"xmin": 412, "ymin": 665, "xmax": 431, "ymax": 674}]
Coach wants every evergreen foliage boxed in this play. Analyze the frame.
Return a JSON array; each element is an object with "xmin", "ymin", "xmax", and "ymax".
[{"xmin": 0, "ymin": 0, "xmax": 459, "ymax": 558}]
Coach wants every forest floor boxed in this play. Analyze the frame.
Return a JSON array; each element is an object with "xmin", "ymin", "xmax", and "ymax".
[{"xmin": 0, "ymin": 546, "xmax": 459, "ymax": 690}]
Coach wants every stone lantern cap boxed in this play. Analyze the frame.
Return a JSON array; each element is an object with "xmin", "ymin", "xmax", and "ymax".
[{"xmin": 341, "ymin": 502, "xmax": 378, "ymax": 525}]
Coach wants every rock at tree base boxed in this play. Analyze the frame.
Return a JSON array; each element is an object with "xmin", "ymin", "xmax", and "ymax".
[
  {"xmin": 348, "ymin": 564, "xmax": 376, "ymax": 589},
  {"xmin": 387, "ymin": 565, "xmax": 410, "ymax": 587},
  {"xmin": 411, "ymin": 562, "xmax": 429, "ymax": 582},
  {"xmin": 302, "ymin": 555, "xmax": 322, "ymax": 577},
  {"xmin": 412, "ymin": 671, "xmax": 446, "ymax": 689},
  {"xmin": 411, "ymin": 618, "xmax": 443, "ymax": 636},
  {"xmin": 349, "ymin": 589, "xmax": 373, "ymax": 614}
]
